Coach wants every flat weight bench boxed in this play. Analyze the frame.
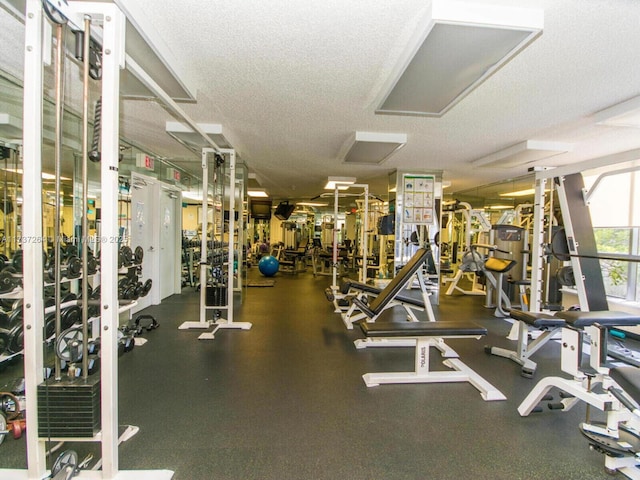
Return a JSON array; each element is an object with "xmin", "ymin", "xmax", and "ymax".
[{"xmin": 358, "ymin": 321, "xmax": 507, "ymax": 401}]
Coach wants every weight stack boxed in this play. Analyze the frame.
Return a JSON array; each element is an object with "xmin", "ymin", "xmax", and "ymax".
[
  {"xmin": 205, "ymin": 285, "xmax": 227, "ymax": 306},
  {"xmin": 37, "ymin": 376, "xmax": 101, "ymax": 438}
]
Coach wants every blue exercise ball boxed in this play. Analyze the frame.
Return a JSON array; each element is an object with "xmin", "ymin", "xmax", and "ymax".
[{"xmin": 258, "ymin": 255, "xmax": 279, "ymax": 277}]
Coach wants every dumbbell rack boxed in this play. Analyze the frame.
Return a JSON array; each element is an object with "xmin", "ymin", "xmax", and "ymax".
[{"xmin": 116, "ymin": 245, "xmax": 154, "ymax": 348}]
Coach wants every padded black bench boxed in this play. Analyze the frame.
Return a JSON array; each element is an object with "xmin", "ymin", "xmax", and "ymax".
[
  {"xmin": 489, "ymin": 309, "xmax": 640, "ymax": 378},
  {"xmin": 357, "ymin": 320, "xmax": 506, "ymax": 401},
  {"xmin": 555, "ymin": 310, "xmax": 640, "ymax": 327}
]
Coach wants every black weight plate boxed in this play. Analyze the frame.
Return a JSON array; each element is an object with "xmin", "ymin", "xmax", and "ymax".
[
  {"xmin": 141, "ymin": 279, "xmax": 152, "ymax": 297},
  {"xmin": 87, "ymin": 255, "xmax": 98, "ymax": 274},
  {"xmin": 44, "ymin": 312, "xmax": 56, "ymax": 339},
  {"xmin": 64, "ymin": 245, "xmax": 78, "ymax": 259},
  {"xmin": 0, "ymin": 256, "xmax": 4, "ymax": 270},
  {"xmin": 0, "ymin": 312, "xmax": 8, "ymax": 329},
  {"xmin": 11, "ymin": 250, "xmax": 23, "ymax": 272},
  {"xmin": 134, "ymin": 246, "xmax": 144, "ymax": 264},
  {"xmin": 118, "ymin": 277, "xmax": 130, "ymax": 290},
  {"xmin": 60, "ymin": 306, "xmax": 81, "ymax": 329},
  {"xmin": 61, "ymin": 292, "xmax": 77, "ymax": 304},
  {"xmin": 44, "ymin": 297, "xmax": 56, "ymax": 308},
  {"xmin": 134, "ymin": 282, "xmax": 144, "ymax": 298},
  {"xmin": 0, "ymin": 271, "xmax": 15, "ymax": 293},
  {"xmin": 118, "ymin": 250, "xmax": 125, "ymax": 269},
  {"xmin": 121, "ymin": 246, "xmax": 133, "ymax": 266},
  {"xmin": 0, "ymin": 330, "xmax": 9, "ymax": 355},
  {"xmin": 90, "ymin": 286, "xmax": 100, "ymax": 299},
  {"xmin": 121, "ymin": 285, "xmax": 135, "ymax": 300},
  {"xmin": 66, "ymin": 257, "xmax": 82, "ymax": 278},
  {"xmin": 7, "ymin": 308, "xmax": 22, "ymax": 328},
  {"xmin": 8, "ymin": 324, "xmax": 23, "ymax": 353}
]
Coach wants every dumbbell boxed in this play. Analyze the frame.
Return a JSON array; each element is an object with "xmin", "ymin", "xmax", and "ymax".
[
  {"xmin": 141, "ymin": 279, "xmax": 152, "ymax": 297},
  {"xmin": 120, "ymin": 246, "xmax": 133, "ymax": 268},
  {"xmin": 134, "ymin": 246, "xmax": 144, "ymax": 265},
  {"xmin": 47, "ymin": 256, "xmax": 82, "ymax": 281},
  {"xmin": 0, "ymin": 254, "xmax": 8, "ymax": 271},
  {"xmin": 0, "ymin": 267, "xmax": 21, "ymax": 294}
]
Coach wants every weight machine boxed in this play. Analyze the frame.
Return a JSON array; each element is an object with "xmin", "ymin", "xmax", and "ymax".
[
  {"xmin": 178, "ymin": 148, "xmax": 251, "ymax": 338},
  {"xmin": 13, "ymin": 1, "xmax": 175, "ymax": 478}
]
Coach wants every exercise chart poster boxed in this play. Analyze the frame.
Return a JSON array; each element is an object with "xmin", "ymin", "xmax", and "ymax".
[{"xmin": 402, "ymin": 175, "xmax": 434, "ymax": 224}]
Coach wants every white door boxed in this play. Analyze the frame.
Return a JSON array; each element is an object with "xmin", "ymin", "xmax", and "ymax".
[
  {"xmin": 159, "ymin": 188, "xmax": 180, "ymax": 300},
  {"xmin": 130, "ymin": 174, "xmax": 157, "ymax": 312}
]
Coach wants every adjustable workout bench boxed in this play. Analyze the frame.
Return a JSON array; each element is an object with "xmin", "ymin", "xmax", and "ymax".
[
  {"xmin": 357, "ymin": 321, "xmax": 506, "ymax": 401},
  {"xmin": 337, "ymin": 278, "xmax": 434, "ymax": 329},
  {"xmin": 486, "ymin": 309, "xmax": 566, "ymax": 377},
  {"xmin": 342, "ymin": 248, "xmax": 431, "ymax": 328},
  {"xmin": 489, "ymin": 310, "xmax": 640, "ymax": 378}
]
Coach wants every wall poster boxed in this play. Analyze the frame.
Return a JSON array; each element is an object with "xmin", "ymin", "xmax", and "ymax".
[{"xmin": 402, "ymin": 174, "xmax": 435, "ymax": 225}]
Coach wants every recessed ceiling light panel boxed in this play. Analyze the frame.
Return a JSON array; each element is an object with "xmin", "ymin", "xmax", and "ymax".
[
  {"xmin": 376, "ymin": 0, "xmax": 544, "ymax": 117},
  {"xmin": 343, "ymin": 131, "xmax": 407, "ymax": 164}
]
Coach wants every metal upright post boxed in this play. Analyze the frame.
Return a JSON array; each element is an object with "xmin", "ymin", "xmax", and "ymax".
[
  {"xmin": 178, "ymin": 148, "xmax": 215, "ymax": 333},
  {"xmin": 216, "ymin": 149, "xmax": 251, "ymax": 331},
  {"xmin": 97, "ymin": 4, "xmax": 126, "ymax": 476},
  {"xmin": 22, "ymin": 0, "xmax": 47, "ymax": 475}
]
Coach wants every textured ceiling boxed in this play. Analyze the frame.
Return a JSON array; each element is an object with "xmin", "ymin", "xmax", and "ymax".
[{"xmin": 2, "ymin": 0, "xmax": 640, "ymax": 204}]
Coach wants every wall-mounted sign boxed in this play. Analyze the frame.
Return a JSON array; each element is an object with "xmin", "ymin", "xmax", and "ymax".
[{"xmin": 402, "ymin": 174, "xmax": 435, "ymax": 225}]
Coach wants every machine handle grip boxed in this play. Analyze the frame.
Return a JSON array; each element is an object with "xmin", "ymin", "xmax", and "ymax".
[{"xmin": 608, "ymin": 386, "xmax": 640, "ymax": 417}]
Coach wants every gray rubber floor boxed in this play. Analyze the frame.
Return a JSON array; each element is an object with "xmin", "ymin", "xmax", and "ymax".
[{"xmin": 0, "ymin": 267, "xmax": 629, "ymax": 479}]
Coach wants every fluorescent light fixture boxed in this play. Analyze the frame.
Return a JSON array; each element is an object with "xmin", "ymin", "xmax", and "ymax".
[
  {"xmin": 248, "ymin": 190, "xmax": 269, "ymax": 198},
  {"xmin": 297, "ymin": 202, "xmax": 329, "ymax": 207},
  {"xmin": 485, "ymin": 204, "xmax": 514, "ymax": 210},
  {"xmin": 594, "ymin": 95, "xmax": 640, "ymax": 128},
  {"xmin": 471, "ymin": 140, "xmax": 573, "ymax": 168},
  {"xmin": 343, "ymin": 132, "xmax": 407, "ymax": 164},
  {"xmin": 2, "ymin": 168, "xmax": 71, "ymax": 181},
  {"xmin": 166, "ymin": 121, "xmax": 233, "ymax": 151},
  {"xmin": 325, "ymin": 176, "xmax": 356, "ymax": 190},
  {"xmin": 499, "ymin": 188, "xmax": 535, "ymax": 197},
  {"xmin": 182, "ymin": 191, "xmax": 203, "ymax": 202},
  {"xmin": 376, "ymin": 0, "xmax": 543, "ymax": 117}
]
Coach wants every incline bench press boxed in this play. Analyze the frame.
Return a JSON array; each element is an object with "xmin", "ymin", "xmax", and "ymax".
[
  {"xmin": 337, "ymin": 278, "xmax": 434, "ymax": 329},
  {"xmin": 357, "ymin": 321, "xmax": 506, "ymax": 401},
  {"xmin": 330, "ymin": 248, "xmax": 433, "ymax": 331}
]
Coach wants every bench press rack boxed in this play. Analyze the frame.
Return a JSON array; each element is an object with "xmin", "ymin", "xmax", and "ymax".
[{"xmin": 357, "ymin": 321, "xmax": 506, "ymax": 401}]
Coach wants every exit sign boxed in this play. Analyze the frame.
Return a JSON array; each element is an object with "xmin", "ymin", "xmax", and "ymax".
[
  {"xmin": 135, "ymin": 153, "xmax": 155, "ymax": 170},
  {"xmin": 167, "ymin": 167, "xmax": 181, "ymax": 182}
]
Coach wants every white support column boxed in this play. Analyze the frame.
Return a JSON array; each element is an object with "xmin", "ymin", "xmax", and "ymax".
[
  {"xmin": 97, "ymin": 5, "xmax": 126, "ymax": 476},
  {"xmin": 216, "ymin": 149, "xmax": 251, "ymax": 331},
  {"xmin": 22, "ymin": 1, "xmax": 47, "ymax": 476},
  {"xmin": 179, "ymin": 148, "xmax": 215, "ymax": 333}
]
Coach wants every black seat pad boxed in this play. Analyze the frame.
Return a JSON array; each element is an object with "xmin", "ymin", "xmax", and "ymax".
[
  {"xmin": 509, "ymin": 310, "xmax": 566, "ymax": 328},
  {"xmin": 359, "ymin": 321, "xmax": 487, "ymax": 338},
  {"xmin": 556, "ymin": 310, "xmax": 640, "ymax": 327},
  {"xmin": 610, "ymin": 367, "xmax": 640, "ymax": 404}
]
